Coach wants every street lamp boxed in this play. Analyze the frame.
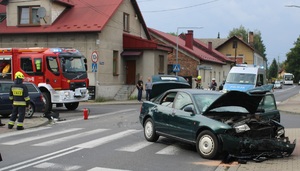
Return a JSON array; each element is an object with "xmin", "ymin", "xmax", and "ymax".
[{"xmin": 175, "ymin": 27, "xmax": 203, "ymax": 76}]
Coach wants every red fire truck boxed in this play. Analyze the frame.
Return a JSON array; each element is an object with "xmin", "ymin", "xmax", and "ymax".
[{"xmin": 0, "ymin": 47, "xmax": 89, "ymax": 112}]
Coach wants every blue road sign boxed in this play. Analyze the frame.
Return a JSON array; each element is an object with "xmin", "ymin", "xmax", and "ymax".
[
  {"xmin": 92, "ymin": 63, "xmax": 98, "ymax": 72},
  {"xmin": 173, "ymin": 64, "xmax": 180, "ymax": 72}
]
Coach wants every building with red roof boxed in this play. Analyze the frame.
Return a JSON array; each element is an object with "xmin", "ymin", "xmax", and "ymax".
[
  {"xmin": 0, "ymin": 0, "xmax": 172, "ymax": 100},
  {"xmin": 149, "ymin": 28, "xmax": 233, "ymax": 88}
]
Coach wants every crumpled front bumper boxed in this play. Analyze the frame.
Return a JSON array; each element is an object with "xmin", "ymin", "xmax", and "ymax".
[{"xmin": 219, "ymin": 134, "xmax": 296, "ymax": 162}]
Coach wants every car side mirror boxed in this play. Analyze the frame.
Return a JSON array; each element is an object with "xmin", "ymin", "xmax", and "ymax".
[{"xmin": 184, "ymin": 106, "xmax": 195, "ymax": 115}]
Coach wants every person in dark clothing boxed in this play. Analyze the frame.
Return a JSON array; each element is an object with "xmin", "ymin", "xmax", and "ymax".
[
  {"xmin": 136, "ymin": 76, "xmax": 143, "ymax": 102},
  {"xmin": 8, "ymin": 71, "xmax": 30, "ymax": 130},
  {"xmin": 0, "ymin": 119, "xmax": 5, "ymax": 127},
  {"xmin": 209, "ymin": 78, "xmax": 217, "ymax": 91}
]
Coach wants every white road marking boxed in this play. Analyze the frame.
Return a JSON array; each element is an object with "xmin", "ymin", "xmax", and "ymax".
[
  {"xmin": 2, "ymin": 128, "xmax": 82, "ymax": 145},
  {"xmin": 156, "ymin": 145, "xmax": 180, "ymax": 155},
  {"xmin": 75, "ymin": 129, "xmax": 141, "ymax": 148},
  {"xmin": 87, "ymin": 167, "xmax": 131, "ymax": 171},
  {"xmin": 116, "ymin": 141, "xmax": 153, "ymax": 152},
  {"xmin": 0, "ymin": 130, "xmax": 140, "ymax": 171},
  {"xmin": 0, "ymin": 127, "xmax": 50, "ymax": 139},
  {"xmin": 33, "ymin": 129, "xmax": 109, "ymax": 146},
  {"xmin": 0, "ymin": 147, "xmax": 82, "ymax": 171},
  {"xmin": 34, "ymin": 162, "xmax": 81, "ymax": 171},
  {"xmin": 56, "ymin": 109, "xmax": 137, "ymax": 124}
]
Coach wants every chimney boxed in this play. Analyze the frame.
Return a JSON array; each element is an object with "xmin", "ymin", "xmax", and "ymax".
[
  {"xmin": 248, "ymin": 31, "xmax": 254, "ymax": 47},
  {"xmin": 208, "ymin": 42, "xmax": 212, "ymax": 50},
  {"xmin": 185, "ymin": 30, "xmax": 193, "ymax": 49}
]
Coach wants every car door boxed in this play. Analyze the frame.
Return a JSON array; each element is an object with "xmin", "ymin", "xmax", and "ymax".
[
  {"xmin": 258, "ymin": 94, "xmax": 280, "ymax": 122},
  {"xmin": 168, "ymin": 92, "xmax": 195, "ymax": 141},
  {"xmin": 152, "ymin": 92, "xmax": 177, "ymax": 134},
  {"xmin": 0, "ymin": 82, "xmax": 13, "ymax": 114}
]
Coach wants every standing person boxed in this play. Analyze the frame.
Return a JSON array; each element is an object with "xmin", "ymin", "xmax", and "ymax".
[
  {"xmin": 145, "ymin": 77, "xmax": 153, "ymax": 101},
  {"xmin": 136, "ymin": 76, "xmax": 143, "ymax": 102},
  {"xmin": 8, "ymin": 71, "xmax": 30, "ymax": 130},
  {"xmin": 0, "ymin": 119, "xmax": 5, "ymax": 126},
  {"xmin": 195, "ymin": 76, "xmax": 202, "ymax": 89},
  {"xmin": 209, "ymin": 78, "xmax": 217, "ymax": 91}
]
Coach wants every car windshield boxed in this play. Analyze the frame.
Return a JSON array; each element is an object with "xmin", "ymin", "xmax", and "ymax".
[
  {"xmin": 193, "ymin": 94, "xmax": 221, "ymax": 113},
  {"xmin": 226, "ymin": 73, "xmax": 256, "ymax": 85}
]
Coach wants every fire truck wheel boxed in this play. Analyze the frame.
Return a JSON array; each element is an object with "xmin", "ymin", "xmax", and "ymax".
[
  {"xmin": 25, "ymin": 103, "xmax": 34, "ymax": 118},
  {"xmin": 65, "ymin": 102, "xmax": 79, "ymax": 110},
  {"xmin": 42, "ymin": 92, "xmax": 52, "ymax": 112}
]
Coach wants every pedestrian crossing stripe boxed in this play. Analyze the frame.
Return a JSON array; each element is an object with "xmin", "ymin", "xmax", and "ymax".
[{"xmin": 32, "ymin": 129, "xmax": 109, "ymax": 146}]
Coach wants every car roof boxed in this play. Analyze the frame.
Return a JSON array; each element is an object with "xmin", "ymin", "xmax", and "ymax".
[{"xmin": 0, "ymin": 80, "xmax": 35, "ymax": 85}]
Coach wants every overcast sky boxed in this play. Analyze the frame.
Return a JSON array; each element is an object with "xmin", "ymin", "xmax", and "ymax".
[{"xmin": 137, "ymin": 0, "xmax": 300, "ymax": 64}]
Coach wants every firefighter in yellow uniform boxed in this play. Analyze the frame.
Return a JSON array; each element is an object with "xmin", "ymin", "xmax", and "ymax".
[{"xmin": 8, "ymin": 71, "xmax": 30, "ymax": 130}]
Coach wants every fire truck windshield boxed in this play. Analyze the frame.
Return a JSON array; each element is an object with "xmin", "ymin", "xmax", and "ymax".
[{"xmin": 61, "ymin": 57, "xmax": 86, "ymax": 73}]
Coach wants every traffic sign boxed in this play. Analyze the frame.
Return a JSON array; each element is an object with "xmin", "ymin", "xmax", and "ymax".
[
  {"xmin": 173, "ymin": 64, "xmax": 180, "ymax": 72},
  {"xmin": 91, "ymin": 51, "xmax": 98, "ymax": 63},
  {"xmin": 92, "ymin": 63, "xmax": 98, "ymax": 72}
]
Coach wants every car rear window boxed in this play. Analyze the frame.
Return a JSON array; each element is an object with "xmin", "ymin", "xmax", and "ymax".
[
  {"xmin": 0, "ymin": 82, "xmax": 38, "ymax": 93},
  {"xmin": 0, "ymin": 83, "xmax": 12, "ymax": 93}
]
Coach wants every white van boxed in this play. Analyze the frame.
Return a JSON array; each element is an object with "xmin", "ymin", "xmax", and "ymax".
[{"xmin": 223, "ymin": 64, "xmax": 266, "ymax": 92}]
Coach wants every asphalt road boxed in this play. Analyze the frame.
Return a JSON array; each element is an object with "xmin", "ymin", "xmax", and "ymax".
[{"xmin": 1, "ymin": 85, "xmax": 299, "ymax": 171}]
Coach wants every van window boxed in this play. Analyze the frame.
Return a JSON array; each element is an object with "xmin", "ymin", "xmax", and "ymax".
[{"xmin": 226, "ymin": 73, "xmax": 255, "ymax": 84}]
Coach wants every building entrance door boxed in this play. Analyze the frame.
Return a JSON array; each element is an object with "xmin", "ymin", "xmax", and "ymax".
[{"xmin": 126, "ymin": 60, "xmax": 136, "ymax": 85}]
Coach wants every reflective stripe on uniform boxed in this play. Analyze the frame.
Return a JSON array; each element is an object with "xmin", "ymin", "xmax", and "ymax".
[
  {"xmin": 24, "ymin": 96, "xmax": 30, "ymax": 101},
  {"xmin": 8, "ymin": 121, "xmax": 15, "ymax": 125},
  {"xmin": 11, "ymin": 87, "xmax": 23, "ymax": 96},
  {"xmin": 9, "ymin": 96, "xmax": 13, "ymax": 100},
  {"xmin": 13, "ymin": 101, "xmax": 26, "ymax": 106},
  {"xmin": 17, "ymin": 123, "xmax": 23, "ymax": 126}
]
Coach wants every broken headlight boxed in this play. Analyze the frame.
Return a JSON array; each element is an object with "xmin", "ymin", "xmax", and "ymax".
[
  {"xmin": 235, "ymin": 124, "xmax": 250, "ymax": 133},
  {"xmin": 276, "ymin": 128, "xmax": 285, "ymax": 138}
]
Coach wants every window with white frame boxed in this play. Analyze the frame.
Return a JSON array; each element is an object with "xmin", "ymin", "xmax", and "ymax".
[{"xmin": 18, "ymin": 6, "xmax": 40, "ymax": 25}]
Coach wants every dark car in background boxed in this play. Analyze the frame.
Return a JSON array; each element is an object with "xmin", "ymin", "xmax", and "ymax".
[
  {"xmin": 0, "ymin": 81, "xmax": 45, "ymax": 118},
  {"xmin": 139, "ymin": 82, "xmax": 295, "ymax": 161}
]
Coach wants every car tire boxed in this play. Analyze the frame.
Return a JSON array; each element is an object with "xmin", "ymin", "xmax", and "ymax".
[
  {"xmin": 144, "ymin": 118, "xmax": 159, "ymax": 142},
  {"xmin": 196, "ymin": 130, "xmax": 219, "ymax": 159},
  {"xmin": 42, "ymin": 92, "xmax": 52, "ymax": 112},
  {"xmin": 65, "ymin": 102, "xmax": 79, "ymax": 110},
  {"xmin": 25, "ymin": 102, "xmax": 35, "ymax": 118}
]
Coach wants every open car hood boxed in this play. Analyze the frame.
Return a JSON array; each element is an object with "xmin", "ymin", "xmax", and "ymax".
[
  {"xmin": 150, "ymin": 82, "xmax": 190, "ymax": 99},
  {"xmin": 203, "ymin": 90, "xmax": 265, "ymax": 114},
  {"xmin": 150, "ymin": 75, "xmax": 190, "ymax": 99}
]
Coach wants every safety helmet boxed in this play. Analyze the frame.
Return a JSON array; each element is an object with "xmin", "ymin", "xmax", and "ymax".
[
  {"xmin": 15, "ymin": 71, "xmax": 24, "ymax": 79},
  {"xmin": 197, "ymin": 76, "xmax": 202, "ymax": 80}
]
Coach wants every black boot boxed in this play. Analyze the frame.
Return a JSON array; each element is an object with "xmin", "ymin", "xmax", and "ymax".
[
  {"xmin": 8, "ymin": 124, "xmax": 14, "ymax": 129},
  {"xmin": 17, "ymin": 126, "xmax": 24, "ymax": 130},
  {"xmin": 0, "ymin": 123, "xmax": 5, "ymax": 127}
]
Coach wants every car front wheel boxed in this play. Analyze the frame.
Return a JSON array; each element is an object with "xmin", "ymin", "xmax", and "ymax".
[
  {"xmin": 25, "ymin": 103, "xmax": 35, "ymax": 118},
  {"xmin": 196, "ymin": 130, "xmax": 219, "ymax": 159},
  {"xmin": 144, "ymin": 118, "xmax": 159, "ymax": 142}
]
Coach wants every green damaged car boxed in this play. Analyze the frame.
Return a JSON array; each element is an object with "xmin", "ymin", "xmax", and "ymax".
[{"xmin": 139, "ymin": 79, "xmax": 295, "ymax": 162}]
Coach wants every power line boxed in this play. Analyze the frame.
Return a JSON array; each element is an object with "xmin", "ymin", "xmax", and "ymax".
[{"xmin": 141, "ymin": 0, "xmax": 219, "ymax": 13}]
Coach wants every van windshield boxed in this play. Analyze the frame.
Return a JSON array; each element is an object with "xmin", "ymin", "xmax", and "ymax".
[{"xmin": 226, "ymin": 73, "xmax": 256, "ymax": 85}]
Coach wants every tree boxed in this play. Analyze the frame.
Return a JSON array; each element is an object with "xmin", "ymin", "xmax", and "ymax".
[
  {"xmin": 228, "ymin": 25, "xmax": 266, "ymax": 57},
  {"xmin": 285, "ymin": 36, "xmax": 300, "ymax": 82},
  {"xmin": 268, "ymin": 58, "xmax": 278, "ymax": 81}
]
